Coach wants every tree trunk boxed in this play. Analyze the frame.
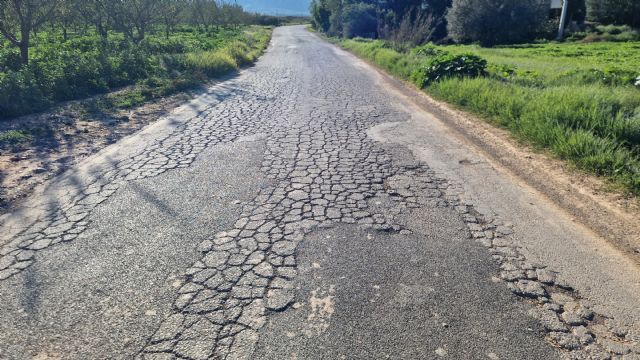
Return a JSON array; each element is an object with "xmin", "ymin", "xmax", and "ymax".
[
  {"xmin": 136, "ymin": 24, "xmax": 145, "ymax": 43},
  {"xmin": 20, "ymin": 28, "xmax": 30, "ymax": 66},
  {"xmin": 557, "ymin": 0, "xmax": 569, "ymax": 40},
  {"xmin": 96, "ymin": 22, "xmax": 107, "ymax": 39}
]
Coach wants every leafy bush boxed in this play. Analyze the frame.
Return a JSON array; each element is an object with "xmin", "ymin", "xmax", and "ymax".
[
  {"xmin": 446, "ymin": 0, "xmax": 549, "ymax": 46},
  {"xmin": 412, "ymin": 44, "xmax": 446, "ymax": 57},
  {"xmin": 587, "ymin": 0, "xmax": 640, "ymax": 28},
  {"xmin": 342, "ymin": 3, "xmax": 378, "ymax": 39},
  {"xmin": 413, "ymin": 53, "xmax": 487, "ymax": 88}
]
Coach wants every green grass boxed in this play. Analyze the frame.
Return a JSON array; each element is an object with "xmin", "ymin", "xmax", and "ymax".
[
  {"xmin": 339, "ymin": 38, "xmax": 640, "ymax": 195},
  {"xmin": 0, "ymin": 130, "xmax": 31, "ymax": 146},
  {"xmin": 0, "ymin": 26, "xmax": 272, "ymax": 118}
]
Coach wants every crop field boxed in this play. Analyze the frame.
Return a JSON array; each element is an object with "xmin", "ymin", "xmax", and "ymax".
[
  {"xmin": 340, "ymin": 38, "xmax": 640, "ymax": 194},
  {"xmin": 0, "ymin": 26, "xmax": 272, "ymax": 119}
]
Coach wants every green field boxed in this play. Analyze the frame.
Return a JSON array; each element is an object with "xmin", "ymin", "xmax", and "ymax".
[
  {"xmin": 0, "ymin": 26, "xmax": 272, "ymax": 119},
  {"xmin": 340, "ymin": 38, "xmax": 640, "ymax": 195}
]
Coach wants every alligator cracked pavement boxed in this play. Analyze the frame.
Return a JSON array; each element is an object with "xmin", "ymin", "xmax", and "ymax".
[{"xmin": 1, "ymin": 26, "xmax": 639, "ymax": 360}]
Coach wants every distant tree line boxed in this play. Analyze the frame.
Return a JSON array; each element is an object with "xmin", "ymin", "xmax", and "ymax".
[
  {"xmin": 0, "ymin": 0, "xmax": 284, "ymax": 66},
  {"xmin": 311, "ymin": 0, "xmax": 451, "ymax": 45},
  {"xmin": 310, "ymin": 0, "xmax": 639, "ymax": 46}
]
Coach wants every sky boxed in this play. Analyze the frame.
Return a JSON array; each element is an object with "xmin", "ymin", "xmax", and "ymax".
[{"xmin": 236, "ymin": 0, "xmax": 311, "ymax": 16}]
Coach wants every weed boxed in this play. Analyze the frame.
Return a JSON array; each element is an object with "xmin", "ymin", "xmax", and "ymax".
[{"xmin": 0, "ymin": 130, "xmax": 32, "ymax": 147}]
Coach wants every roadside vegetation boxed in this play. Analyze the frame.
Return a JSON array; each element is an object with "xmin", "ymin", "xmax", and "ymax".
[
  {"xmin": 0, "ymin": 1, "xmax": 284, "ymax": 120},
  {"xmin": 311, "ymin": 0, "xmax": 640, "ymax": 195}
]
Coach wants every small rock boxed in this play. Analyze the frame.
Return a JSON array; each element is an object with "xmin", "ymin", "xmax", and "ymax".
[
  {"xmin": 500, "ymin": 270, "xmax": 526, "ymax": 282},
  {"xmin": 535, "ymin": 269, "xmax": 556, "ymax": 285},
  {"xmin": 435, "ymin": 347, "xmax": 447, "ymax": 357},
  {"xmin": 529, "ymin": 308, "xmax": 567, "ymax": 332},
  {"xmin": 513, "ymin": 280, "xmax": 547, "ymax": 298},
  {"xmin": 265, "ymin": 289, "xmax": 294, "ymax": 311},
  {"xmin": 550, "ymin": 293, "xmax": 574, "ymax": 305},
  {"xmin": 601, "ymin": 339, "xmax": 632, "ymax": 355},
  {"xmin": 572, "ymin": 326, "xmax": 594, "ymax": 344},
  {"xmin": 562, "ymin": 311, "xmax": 587, "ymax": 326},
  {"xmin": 548, "ymin": 332, "xmax": 582, "ymax": 350}
]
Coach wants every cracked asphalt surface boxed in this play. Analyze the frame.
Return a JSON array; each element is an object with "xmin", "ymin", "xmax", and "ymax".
[{"xmin": 0, "ymin": 26, "xmax": 638, "ymax": 360}]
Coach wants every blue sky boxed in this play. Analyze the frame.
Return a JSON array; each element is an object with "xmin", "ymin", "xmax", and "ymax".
[{"xmin": 236, "ymin": 0, "xmax": 311, "ymax": 16}]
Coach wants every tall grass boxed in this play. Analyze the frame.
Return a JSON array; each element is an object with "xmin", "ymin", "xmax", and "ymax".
[{"xmin": 340, "ymin": 39, "xmax": 640, "ymax": 194}]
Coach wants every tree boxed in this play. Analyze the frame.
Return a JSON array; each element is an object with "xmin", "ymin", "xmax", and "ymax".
[
  {"xmin": 73, "ymin": 0, "xmax": 110, "ymax": 39},
  {"xmin": 106, "ymin": 0, "xmax": 168, "ymax": 43},
  {"xmin": 189, "ymin": 0, "xmax": 221, "ymax": 31},
  {"xmin": 587, "ymin": 0, "xmax": 640, "ymax": 28},
  {"xmin": 310, "ymin": 0, "xmax": 331, "ymax": 32},
  {"xmin": 0, "ymin": 0, "xmax": 58, "ymax": 65},
  {"xmin": 311, "ymin": 0, "xmax": 451, "ymax": 42},
  {"xmin": 384, "ymin": 8, "xmax": 439, "ymax": 46},
  {"xmin": 159, "ymin": 0, "xmax": 185, "ymax": 38},
  {"xmin": 447, "ymin": 0, "xmax": 550, "ymax": 46},
  {"xmin": 53, "ymin": 0, "xmax": 78, "ymax": 41},
  {"xmin": 342, "ymin": 3, "xmax": 377, "ymax": 38}
]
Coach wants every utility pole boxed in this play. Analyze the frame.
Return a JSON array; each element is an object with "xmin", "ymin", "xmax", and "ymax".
[{"xmin": 557, "ymin": 0, "xmax": 569, "ymax": 40}]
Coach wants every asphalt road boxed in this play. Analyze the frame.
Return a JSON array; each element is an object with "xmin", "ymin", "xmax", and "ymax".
[{"xmin": 0, "ymin": 26, "xmax": 638, "ymax": 360}]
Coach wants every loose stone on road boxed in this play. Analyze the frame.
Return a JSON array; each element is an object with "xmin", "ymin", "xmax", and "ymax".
[{"xmin": 0, "ymin": 26, "xmax": 638, "ymax": 360}]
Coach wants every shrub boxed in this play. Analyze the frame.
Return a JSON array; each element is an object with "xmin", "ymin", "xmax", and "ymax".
[
  {"xmin": 446, "ymin": 0, "xmax": 549, "ymax": 46},
  {"xmin": 413, "ymin": 53, "xmax": 487, "ymax": 88},
  {"xmin": 412, "ymin": 44, "xmax": 446, "ymax": 57},
  {"xmin": 0, "ymin": 69, "xmax": 51, "ymax": 117},
  {"xmin": 342, "ymin": 3, "xmax": 378, "ymax": 39},
  {"xmin": 587, "ymin": 0, "xmax": 640, "ymax": 28},
  {"xmin": 311, "ymin": 0, "xmax": 332, "ymax": 33},
  {"xmin": 0, "ymin": 130, "xmax": 32, "ymax": 147}
]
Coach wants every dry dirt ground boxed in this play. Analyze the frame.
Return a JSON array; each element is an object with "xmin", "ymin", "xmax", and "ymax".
[{"xmin": 0, "ymin": 87, "xmax": 199, "ymax": 214}]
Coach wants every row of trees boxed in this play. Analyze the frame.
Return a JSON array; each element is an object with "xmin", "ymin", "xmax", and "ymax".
[
  {"xmin": 310, "ymin": 0, "xmax": 640, "ymax": 46},
  {"xmin": 311, "ymin": 0, "xmax": 451, "ymax": 45},
  {"xmin": 0, "ymin": 0, "xmax": 276, "ymax": 66}
]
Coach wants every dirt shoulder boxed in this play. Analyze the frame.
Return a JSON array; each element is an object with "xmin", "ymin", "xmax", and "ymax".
[
  {"xmin": 0, "ymin": 84, "xmax": 209, "ymax": 215},
  {"xmin": 355, "ymin": 51, "xmax": 640, "ymax": 263}
]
